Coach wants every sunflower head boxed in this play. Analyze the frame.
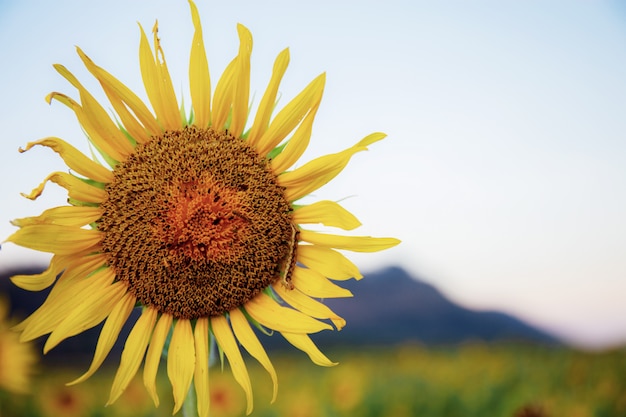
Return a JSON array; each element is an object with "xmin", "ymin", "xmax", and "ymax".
[{"xmin": 5, "ymin": 2, "xmax": 399, "ymax": 416}]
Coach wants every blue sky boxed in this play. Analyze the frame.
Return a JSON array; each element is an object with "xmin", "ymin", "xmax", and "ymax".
[{"xmin": 1, "ymin": 1, "xmax": 625, "ymax": 349}]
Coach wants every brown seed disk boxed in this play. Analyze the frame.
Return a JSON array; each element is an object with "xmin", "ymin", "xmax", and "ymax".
[{"xmin": 98, "ymin": 126, "xmax": 295, "ymax": 319}]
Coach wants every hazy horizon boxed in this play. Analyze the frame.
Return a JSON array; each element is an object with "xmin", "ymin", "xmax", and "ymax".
[{"xmin": 1, "ymin": 1, "xmax": 625, "ymax": 351}]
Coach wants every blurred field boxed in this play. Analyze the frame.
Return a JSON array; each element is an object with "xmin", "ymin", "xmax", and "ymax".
[{"xmin": 1, "ymin": 342, "xmax": 625, "ymax": 417}]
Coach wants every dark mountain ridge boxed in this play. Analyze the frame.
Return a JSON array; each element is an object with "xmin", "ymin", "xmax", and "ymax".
[
  {"xmin": 313, "ymin": 266, "xmax": 559, "ymax": 348},
  {"xmin": 0, "ymin": 264, "xmax": 560, "ymax": 366}
]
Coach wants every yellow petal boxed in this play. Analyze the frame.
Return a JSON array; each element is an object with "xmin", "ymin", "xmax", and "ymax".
[
  {"xmin": 68, "ymin": 292, "xmax": 136, "ymax": 385},
  {"xmin": 269, "ymin": 100, "xmax": 317, "ymax": 174},
  {"xmin": 11, "ymin": 206, "xmax": 102, "ymax": 228},
  {"xmin": 281, "ymin": 332, "xmax": 337, "ymax": 367},
  {"xmin": 38, "ymin": 253, "xmax": 108, "ymax": 306},
  {"xmin": 244, "ymin": 292, "xmax": 331, "ymax": 334},
  {"xmin": 15, "ymin": 254, "xmax": 108, "ymax": 332},
  {"xmin": 44, "ymin": 281, "xmax": 126, "ymax": 353},
  {"xmin": 153, "ymin": 22, "xmax": 182, "ymax": 129},
  {"xmin": 193, "ymin": 317, "xmax": 210, "ymax": 417},
  {"xmin": 98, "ymin": 85, "xmax": 152, "ymax": 145},
  {"xmin": 291, "ymin": 266, "xmax": 353, "ymax": 299},
  {"xmin": 20, "ymin": 266, "xmax": 115, "ymax": 342},
  {"xmin": 138, "ymin": 22, "xmax": 180, "ymax": 130},
  {"xmin": 211, "ymin": 315, "xmax": 253, "ymax": 415},
  {"xmin": 247, "ymin": 48, "xmax": 289, "ymax": 147},
  {"xmin": 144, "ymin": 313, "xmax": 173, "ymax": 407},
  {"xmin": 279, "ymin": 132, "xmax": 386, "ymax": 201},
  {"xmin": 229, "ymin": 24, "xmax": 252, "ymax": 138},
  {"xmin": 17, "ymin": 254, "xmax": 109, "ymax": 334},
  {"xmin": 108, "ymin": 307, "xmax": 158, "ymax": 405},
  {"xmin": 21, "ymin": 172, "xmax": 106, "ymax": 204},
  {"xmin": 76, "ymin": 47, "xmax": 160, "ymax": 140},
  {"xmin": 296, "ymin": 245, "xmax": 362, "ymax": 280},
  {"xmin": 10, "ymin": 254, "xmax": 71, "ymax": 291},
  {"xmin": 53, "ymin": 64, "xmax": 135, "ymax": 159},
  {"xmin": 19, "ymin": 137, "xmax": 113, "ymax": 183},
  {"xmin": 229, "ymin": 308, "xmax": 278, "ymax": 403},
  {"xmin": 292, "ymin": 200, "xmax": 361, "ymax": 230},
  {"xmin": 168, "ymin": 319, "xmax": 196, "ymax": 414},
  {"xmin": 299, "ymin": 231, "xmax": 401, "ymax": 253},
  {"xmin": 5, "ymin": 224, "xmax": 102, "ymax": 255},
  {"xmin": 212, "ymin": 57, "xmax": 238, "ymax": 130},
  {"xmin": 46, "ymin": 91, "xmax": 118, "ymax": 166},
  {"xmin": 273, "ymin": 283, "xmax": 346, "ymax": 330},
  {"xmin": 256, "ymin": 73, "xmax": 325, "ymax": 157},
  {"xmin": 188, "ymin": 0, "xmax": 211, "ymax": 128}
]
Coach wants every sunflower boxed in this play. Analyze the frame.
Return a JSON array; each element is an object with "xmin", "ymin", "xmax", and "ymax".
[
  {"xmin": 38, "ymin": 376, "xmax": 95, "ymax": 417},
  {"xmin": 5, "ymin": 1, "xmax": 399, "ymax": 416},
  {"xmin": 0, "ymin": 297, "xmax": 37, "ymax": 394}
]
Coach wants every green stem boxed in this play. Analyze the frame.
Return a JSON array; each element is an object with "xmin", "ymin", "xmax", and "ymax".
[{"xmin": 182, "ymin": 383, "xmax": 199, "ymax": 417}]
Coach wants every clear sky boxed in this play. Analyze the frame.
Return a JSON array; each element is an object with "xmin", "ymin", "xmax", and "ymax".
[{"xmin": 1, "ymin": 1, "xmax": 625, "ymax": 350}]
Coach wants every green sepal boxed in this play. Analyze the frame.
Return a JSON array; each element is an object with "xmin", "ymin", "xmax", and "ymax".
[
  {"xmin": 111, "ymin": 112, "xmax": 137, "ymax": 147},
  {"xmin": 209, "ymin": 320, "xmax": 226, "ymax": 371},
  {"xmin": 241, "ymin": 306, "xmax": 273, "ymax": 337},
  {"xmin": 179, "ymin": 94, "xmax": 191, "ymax": 127},
  {"xmin": 187, "ymin": 108, "xmax": 196, "ymax": 127},
  {"xmin": 267, "ymin": 141, "xmax": 288, "ymax": 160},
  {"xmin": 161, "ymin": 318, "xmax": 174, "ymax": 361},
  {"xmin": 85, "ymin": 131, "xmax": 118, "ymax": 169},
  {"xmin": 67, "ymin": 197, "xmax": 100, "ymax": 208},
  {"xmin": 76, "ymin": 175, "xmax": 106, "ymax": 190},
  {"xmin": 224, "ymin": 109, "xmax": 233, "ymax": 131}
]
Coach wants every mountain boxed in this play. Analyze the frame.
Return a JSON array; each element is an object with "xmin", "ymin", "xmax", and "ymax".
[
  {"xmin": 0, "ymin": 264, "xmax": 560, "ymax": 366},
  {"xmin": 311, "ymin": 266, "xmax": 560, "ymax": 348}
]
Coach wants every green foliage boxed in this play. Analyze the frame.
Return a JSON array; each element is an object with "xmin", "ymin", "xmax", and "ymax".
[
  {"xmin": 250, "ymin": 343, "xmax": 626, "ymax": 417},
  {"xmin": 2, "ymin": 343, "xmax": 625, "ymax": 417}
]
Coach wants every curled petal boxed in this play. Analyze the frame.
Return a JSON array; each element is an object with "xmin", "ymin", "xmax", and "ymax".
[
  {"xmin": 21, "ymin": 172, "xmax": 106, "ymax": 204},
  {"xmin": 19, "ymin": 137, "xmax": 113, "ymax": 183},
  {"xmin": 279, "ymin": 132, "xmax": 386, "ymax": 201}
]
